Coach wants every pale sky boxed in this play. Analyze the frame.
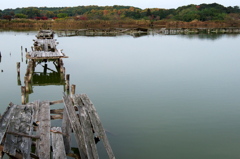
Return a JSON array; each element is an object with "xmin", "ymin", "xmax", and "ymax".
[{"xmin": 1, "ymin": 0, "xmax": 239, "ymax": 10}]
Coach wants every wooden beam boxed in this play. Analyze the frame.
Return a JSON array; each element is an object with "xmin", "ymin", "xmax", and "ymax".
[
  {"xmin": 51, "ymin": 114, "xmax": 63, "ymax": 120},
  {"xmin": 6, "ymin": 132, "xmax": 40, "ymax": 139},
  {"xmin": 62, "ymin": 107, "xmax": 71, "ymax": 154},
  {"xmin": 50, "ymin": 99, "xmax": 63, "ymax": 105},
  {"xmin": 35, "ymin": 101, "xmax": 51, "ymax": 159},
  {"xmin": 50, "ymin": 109, "xmax": 64, "ymax": 114},
  {"xmin": 80, "ymin": 94, "xmax": 116, "ymax": 159},
  {"xmin": 51, "ymin": 127, "xmax": 67, "ymax": 159},
  {"xmin": 3, "ymin": 104, "xmax": 34, "ymax": 158},
  {"xmin": 0, "ymin": 103, "xmax": 16, "ymax": 144},
  {"xmin": 63, "ymin": 94, "xmax": 88, "ymax": 159}
]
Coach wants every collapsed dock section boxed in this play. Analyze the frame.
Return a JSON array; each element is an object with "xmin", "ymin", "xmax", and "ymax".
[{"xmin": 0, "ymin": 94, "xmax": 115, "ymax": 159}]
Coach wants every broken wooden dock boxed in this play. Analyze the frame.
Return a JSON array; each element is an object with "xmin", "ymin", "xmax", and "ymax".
[
  {"xmin": 27, "ymin": 30, "xmax": 68, "ymax": 60},
  {"xmin": 0, "ymin": 94, "xmax": 115, "ymax": 159},
  {"xmin": 36, "ymin": 29, "xmax": 54, "ymax": 39}
]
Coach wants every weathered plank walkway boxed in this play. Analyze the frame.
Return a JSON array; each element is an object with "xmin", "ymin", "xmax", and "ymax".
[
  {"xmin": 0, "ymin": 94, "xmax": 115, "ymax": 159},
  {"xmin": 26, "ymin": 30, "xmax": 68, "ymax": 60}
]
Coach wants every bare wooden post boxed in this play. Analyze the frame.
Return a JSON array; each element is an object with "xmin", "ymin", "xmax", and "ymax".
[
  {"xmin": 61, "ymin": 67, "xmax": 65, "ymax": 82},
  {"xmin": 17, "ymin": 62, "xmax": 21, "ymax": 85},
  {"xmin": 21, "ymin": 86, "xmax": 26, "ymax": 104},
  {"xmin": 65, "ymin": 74, "xmax": 70, "ymax": 92},
  {"xmin": 16, "ymin": 62, "xmax": 20, "ymax": 76},
  {"xmin": 28, "ymin": 61, "xmax": 33, "ymax": 82},
  {"xmin": 44, "ymin": 64, "xmax": 47, "ymax": 75},
  {"xmin": 25, "ymin": 76, "xmax": 29, "ymax": 92},
  {"xmin": 71, "ymin": 84, "xmax": 76, "ymax": 97}
]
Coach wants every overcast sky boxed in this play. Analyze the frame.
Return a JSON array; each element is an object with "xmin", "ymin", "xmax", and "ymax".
[{"xmin": 1, "ymin": 0, "xmax": 239, "ymax": 10}]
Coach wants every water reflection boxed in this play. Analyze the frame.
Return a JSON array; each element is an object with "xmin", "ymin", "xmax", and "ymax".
[
  {"xmin": 56, "ymin": 28, "xmax": 240, "ymax": 40},
  {"xmin": 178, "ymin": 33, "xmax": 240, "ymax": 40},
  {"xmin": 18, "ymin": 29, "xmax": 68, "ymax": 104},
  {"xmin": 19, "ymin": 59, "xmax": 66, "ymax": 104}
]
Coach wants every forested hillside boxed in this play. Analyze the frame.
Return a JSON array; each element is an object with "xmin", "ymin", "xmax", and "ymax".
[{"xmin": 0, "ymin": 3, "xmax": 239, "ymax": 22}]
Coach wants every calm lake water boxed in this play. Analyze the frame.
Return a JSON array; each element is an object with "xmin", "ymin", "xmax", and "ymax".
[{"xmin": 0, "ymin": 31, "xmax": 240, "ymax": 159}]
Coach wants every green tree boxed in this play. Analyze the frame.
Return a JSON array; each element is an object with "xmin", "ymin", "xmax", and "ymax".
[
  {"xmin": 22, "ymin": 7, "xmax": 40, "ymax": 18},
  {"xmin": 57, "ymin": 13, "xmax": 68, "ymax": 18},
  {"xmin": 15, "ymin": 13, "xmax": 27, "ymax": 18}
]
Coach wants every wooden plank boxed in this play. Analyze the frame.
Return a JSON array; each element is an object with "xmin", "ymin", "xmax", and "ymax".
[
  {"xmin": 72, "ymin": 94, "xmax": 98, "ymax": 158},
  {"xmin": 63, "ymin": 94, "xmax": 88, "ymax": 159},
  {"xmin": 51, "ymin": 114, "xmax": 63, "ymax": 120},
  {"xmin": 0, "ymin": 103, "xmax": 16, "ymax": 144},
  {"xmin": 77, "ymin": 105, "xmax": 99, "ymax": 159},
  {"xmin": 50, "ymin": 100, "xmax": 63, "ymax": 105},
  {"xmin": 3, "ymin": 104, "xmax": 34, "ymax": 159},
  {"xmin": 61, "ymin": 107, "xmax": 71, "ymax": 154},
  {"xmin": 20, "ymin": 103, "xmax": 35, "ymax": 159},
  {"xmin": 51, "ymin": 127, "xmax": 67, "ymax": 159},
  {"xmin": 80, "ymin": 94, "xmax": 116, "ymax": 159},
  {"xmin": 3, "ymin": 105, "xmax": 22, "ymax": 156},
  {"xmin": 35, "ymin": 101, "xmax": 51, "ymax": 159}
]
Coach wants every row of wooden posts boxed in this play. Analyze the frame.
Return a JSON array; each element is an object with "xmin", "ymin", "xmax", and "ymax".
[{"xmin": 16, "ymin": 59, "xmax": 74, "ymax": 104}]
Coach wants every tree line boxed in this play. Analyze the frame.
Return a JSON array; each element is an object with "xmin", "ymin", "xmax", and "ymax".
[{"xmin": 0, "ymin": 3, "xmax": 239, "ymax": 22}]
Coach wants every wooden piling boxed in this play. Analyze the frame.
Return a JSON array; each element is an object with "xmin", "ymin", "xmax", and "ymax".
[
  {"xmin": 17, "ymin": 62, "xmax": 21, "ymax": 85},
  {"xmin": 16, "ymin": 62, "xmax": 20, "ymax": 76},
  {"xmin": 71, "ymin": 84, "xmax": 76, "ymax": 96},
  {"xmin": 65, "ymin": 74, "xmax": 70, "ymax": 91},
  {"xmin": 25, "ymin": 76, "xmax": 29, "ymax": 92},
  {"xmin": 21, "ymin": 86, "xmax": 26, "ymax": 104}
]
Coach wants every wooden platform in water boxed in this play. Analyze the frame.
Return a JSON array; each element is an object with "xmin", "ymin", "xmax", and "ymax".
[
  {"xmin": 36, "ymin": 30, "xmax": 54, "ymax": 39},
  {"xmin": 0, "ymin": 94, "xmax": 115, "ymax": 159},
  {"xmin": 26, "ymin": 50, "xmax": 68, "ymax": 59},
  {"xmin": 26, "ymin": 31, "xmax": 68, "ymax": 60}
]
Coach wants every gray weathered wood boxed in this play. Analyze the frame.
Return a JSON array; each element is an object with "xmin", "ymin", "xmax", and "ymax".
[
  {"xmin": 3, "ymin": 104, "xmax": 34, "ymax": 159},
  {"xmin": 36, "ymin": 101, "xmax": 51, "ymax": 159},
  {"xmin": 78, "ymin": 105, "xmax": 99, "ymax": 159},
  {"xmin": 80, "ymin": 94, "xmax": 116, "ymax": 159},
  {"xmin": 0, "ymin": 103, "xmax": 16, "ymax": 144},
  {"xmin": 62, "ymin": 107, "xmax": 71, "ymax": 154},
  {"xmin": 51, "ymin": 127, "xmax": 67, "ymax": 159},
  {"xmin": 63, "ymin": 94, "xmax": 88, "ymax": 159}
]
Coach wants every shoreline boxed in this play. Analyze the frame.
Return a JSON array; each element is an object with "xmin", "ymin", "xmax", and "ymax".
[{"xmin": 0, "ymin": 19, "xmax": 240, "ymax": 31}]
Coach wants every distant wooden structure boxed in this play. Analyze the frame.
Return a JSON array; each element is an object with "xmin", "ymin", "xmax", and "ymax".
[
  {"xmin": 0, "ymin": 94, "xmax": 115, "ymax": 159},
  {"xmin": 56, "ymin": 28, "xmax": 149, "ymax": 37},
  {"xmin": 36, "ymin": 29, "xmax": 54, "ymax": 39},
  {"xmin": 26, "ymin": 30, "xmax": 68, "ymax": 60}
]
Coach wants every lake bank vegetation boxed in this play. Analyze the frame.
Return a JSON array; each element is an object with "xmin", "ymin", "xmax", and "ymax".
[{"xmin": 0, "ymin": 3, "xmax": 240, "ymax": 30}]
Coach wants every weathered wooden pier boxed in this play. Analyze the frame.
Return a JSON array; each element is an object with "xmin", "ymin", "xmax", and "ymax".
[
  {"xmin": 19, "ymin": 29, "xmax": 68, "ymax": 104},
  {"xmin": 0, "ymin": 94, "xmax": 115, "ymax": 159},
  {"xmin": 1, "ymin": 29, "xmax": 116, "ymax": 158},
  {"xmin": 26, "ymin": 29, "xmax": 68, "ymax": 60}
]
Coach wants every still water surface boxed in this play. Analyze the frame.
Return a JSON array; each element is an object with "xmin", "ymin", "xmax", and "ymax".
[{"xmin": 0, "ymin": 31, "xmax": 240, "ymax": 159}]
